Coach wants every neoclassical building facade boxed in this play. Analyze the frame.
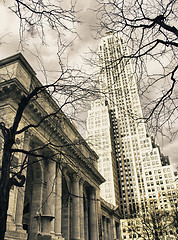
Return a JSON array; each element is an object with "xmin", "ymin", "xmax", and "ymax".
[{"xmin": 0, "ymin": 54, "xmax": 120, "ymax": 240}]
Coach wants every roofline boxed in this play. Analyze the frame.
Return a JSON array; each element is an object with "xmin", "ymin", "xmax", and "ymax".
[{"xmin": 0, "ymin": 53, "xmax": 36, "ymax": 76}]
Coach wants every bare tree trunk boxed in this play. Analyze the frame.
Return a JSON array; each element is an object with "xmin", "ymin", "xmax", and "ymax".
[
  {"xmin": 0, "ymin": 147, "xmax": 10, "ymax": 240},
  {"xmin": 0, "ymin": 181, "xmax": 10, "ymax": 240},
  {"xmin": 0, "ymin": 137, "xmax": 13, "ymax": 240}
]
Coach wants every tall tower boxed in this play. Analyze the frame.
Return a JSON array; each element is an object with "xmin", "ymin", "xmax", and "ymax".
[
  {"xmin": 87, "ymin": 33, "xmax": 177, "ymax": 219},
  {"xmin": 87, "ymin": 100, "xmax": 120, "ymax": 207}
]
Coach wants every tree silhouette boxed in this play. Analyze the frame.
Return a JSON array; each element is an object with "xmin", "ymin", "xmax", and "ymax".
[
  {"xmin": 0, "ymin": 2, "xmax": 100, "ymax": 238},
  {"xmin": 121, "ymin": 195, "xmax": 178, "ymax": 239}
]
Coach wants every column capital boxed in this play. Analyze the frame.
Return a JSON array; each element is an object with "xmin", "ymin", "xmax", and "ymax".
[
  {"xmin": 79, "ymin": 177, "xmax": 85, "ymax": 185},
  {"xmin": 56, "ymin": 163, "xmax": 62, "ymax": 172},
  {"xmin": 24, "ymin": 129, "xmax": 32, "ymax": 137},
  {"xmin": 62, "ymin": 165, "xmax": 68, "ymax": 174},
  {"xmin": 90, "ymin": 187, "xmax": 96, "ymax": 195},
  {"xmin": 72, "ymin": 173, "xmax": 81, "ymax": 182},
  {"xmin": 89, "ymin": 187, "xmax": 98, "ymax": 239}
]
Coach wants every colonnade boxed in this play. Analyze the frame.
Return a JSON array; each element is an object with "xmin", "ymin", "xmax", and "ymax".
[
  {"xmin": 5, "ymin": 137, "xmax": 121, "ymax": 240},
  {"xmin": 6, "ymin": 158, "xmax": 99, "ymax": 240},
  {"xmin": 101, "ymin": 215, "xmax": 120, "ymax": 240},
  {"xmin": 102, "ymin": 216, "xmax": 111, "ymax": 240},
  {"xmin": 6, "ymin": 158, "xmax": 122, "ymax": 240}
]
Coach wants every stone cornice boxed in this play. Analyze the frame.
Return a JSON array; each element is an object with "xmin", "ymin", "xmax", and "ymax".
[
  {"xmin": 0, "ymin": 53, "xmax": 36, "ymax": 76},
  {"xmin": 101, "ymin": 198, "xmax": 122, "ymax": 218}
]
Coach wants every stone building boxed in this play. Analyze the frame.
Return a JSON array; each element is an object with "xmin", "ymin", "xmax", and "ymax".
[
  {"xmin": 100, "ymin": 199, "xmax": 120, "ymax": 240},
  {"xmin": 0, "ymin": 53, "xmax": 120, "ymax": 240}
]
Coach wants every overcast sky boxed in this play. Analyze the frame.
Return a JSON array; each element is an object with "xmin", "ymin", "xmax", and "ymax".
[{"xmin": 0, "ymin": 0, "xmax": 177, "ymax": 169}]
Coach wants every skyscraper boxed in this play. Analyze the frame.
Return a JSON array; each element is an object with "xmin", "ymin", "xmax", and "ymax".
[
  {"xmin": 87, "ymin": 100, "xmax": 120, "ymax": 207},
  {"xmin": 87, "ymin": 33, "xmax": 177, "ymax": 220}
]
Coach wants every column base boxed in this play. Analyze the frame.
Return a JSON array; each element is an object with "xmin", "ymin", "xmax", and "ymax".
[
  {"xmin": 53, "ymin": 234, "xmax": 65, "ymax": 240},
  {"xmin": 35, "ymin": 214, "xmax": 54, "ymax": 236},
  {"xmin": 16, "ymin": 224, "xmax": 26, "ymax": 232},
  {"xmin": 6, "ymin": 215, "xmax": 16, "ymax": 231},
  {"xmin": 37, "ymin": 235, "xmax": 52, "ymax": 240},
  {"xmin": 5, "ymin": 230, "xmax": 27, "ymax": 240}
]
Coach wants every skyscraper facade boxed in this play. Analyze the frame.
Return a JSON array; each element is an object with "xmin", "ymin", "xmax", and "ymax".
[
  {"xmin": 86, "ymin": 33, "xmax": 177, "ymax": 221},
  {"xmin": 87, "ymin": 100, "xmax": 120, "ymax": 207}
]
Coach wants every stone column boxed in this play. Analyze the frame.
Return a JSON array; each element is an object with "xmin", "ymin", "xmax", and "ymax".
[
  {"xmin": 110, "ymin": 217, "xmax": 115, "ymax": 240},
  {"xmin": 15, "ymin": 131, "xmax": 30, "ymax": 231},
  {"xmin": 79, "ymin": 179, "xmax": 85, "ymax": 240},
  {"xmin": 115, "ymin": 222, "xmax": 119, "ymax": 240},
  {"xmin": 54, "ymin": 165, "xmax": 63, "ymax": 238},
  {"xmin": 84, "ymin": 199, "xmax": 89, "ymax": 240},
  {"xmin": 15, "ymin": 187, "xmax": 26, "ymax": 231},
  {"xmin": 89, "ymin": 188, "xmax": 98, "ymax": 240},
  {"xmin": 103, "ymin": 217, "xmax": 107, "ymax": 240},
  {"xmin": 71, "ymin": 174, "xmax": 80, "ymax": 240},
  {"xmin": 41, "ymin": 159, "xmax": 56, "ymax": 236},
  {"xmin": 108, "ymin": 220, "xmax": 111, "ymax": 240},
  {"xmin": 27, "ymin": 157, "xmax": 43, "ymax": 240}
]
